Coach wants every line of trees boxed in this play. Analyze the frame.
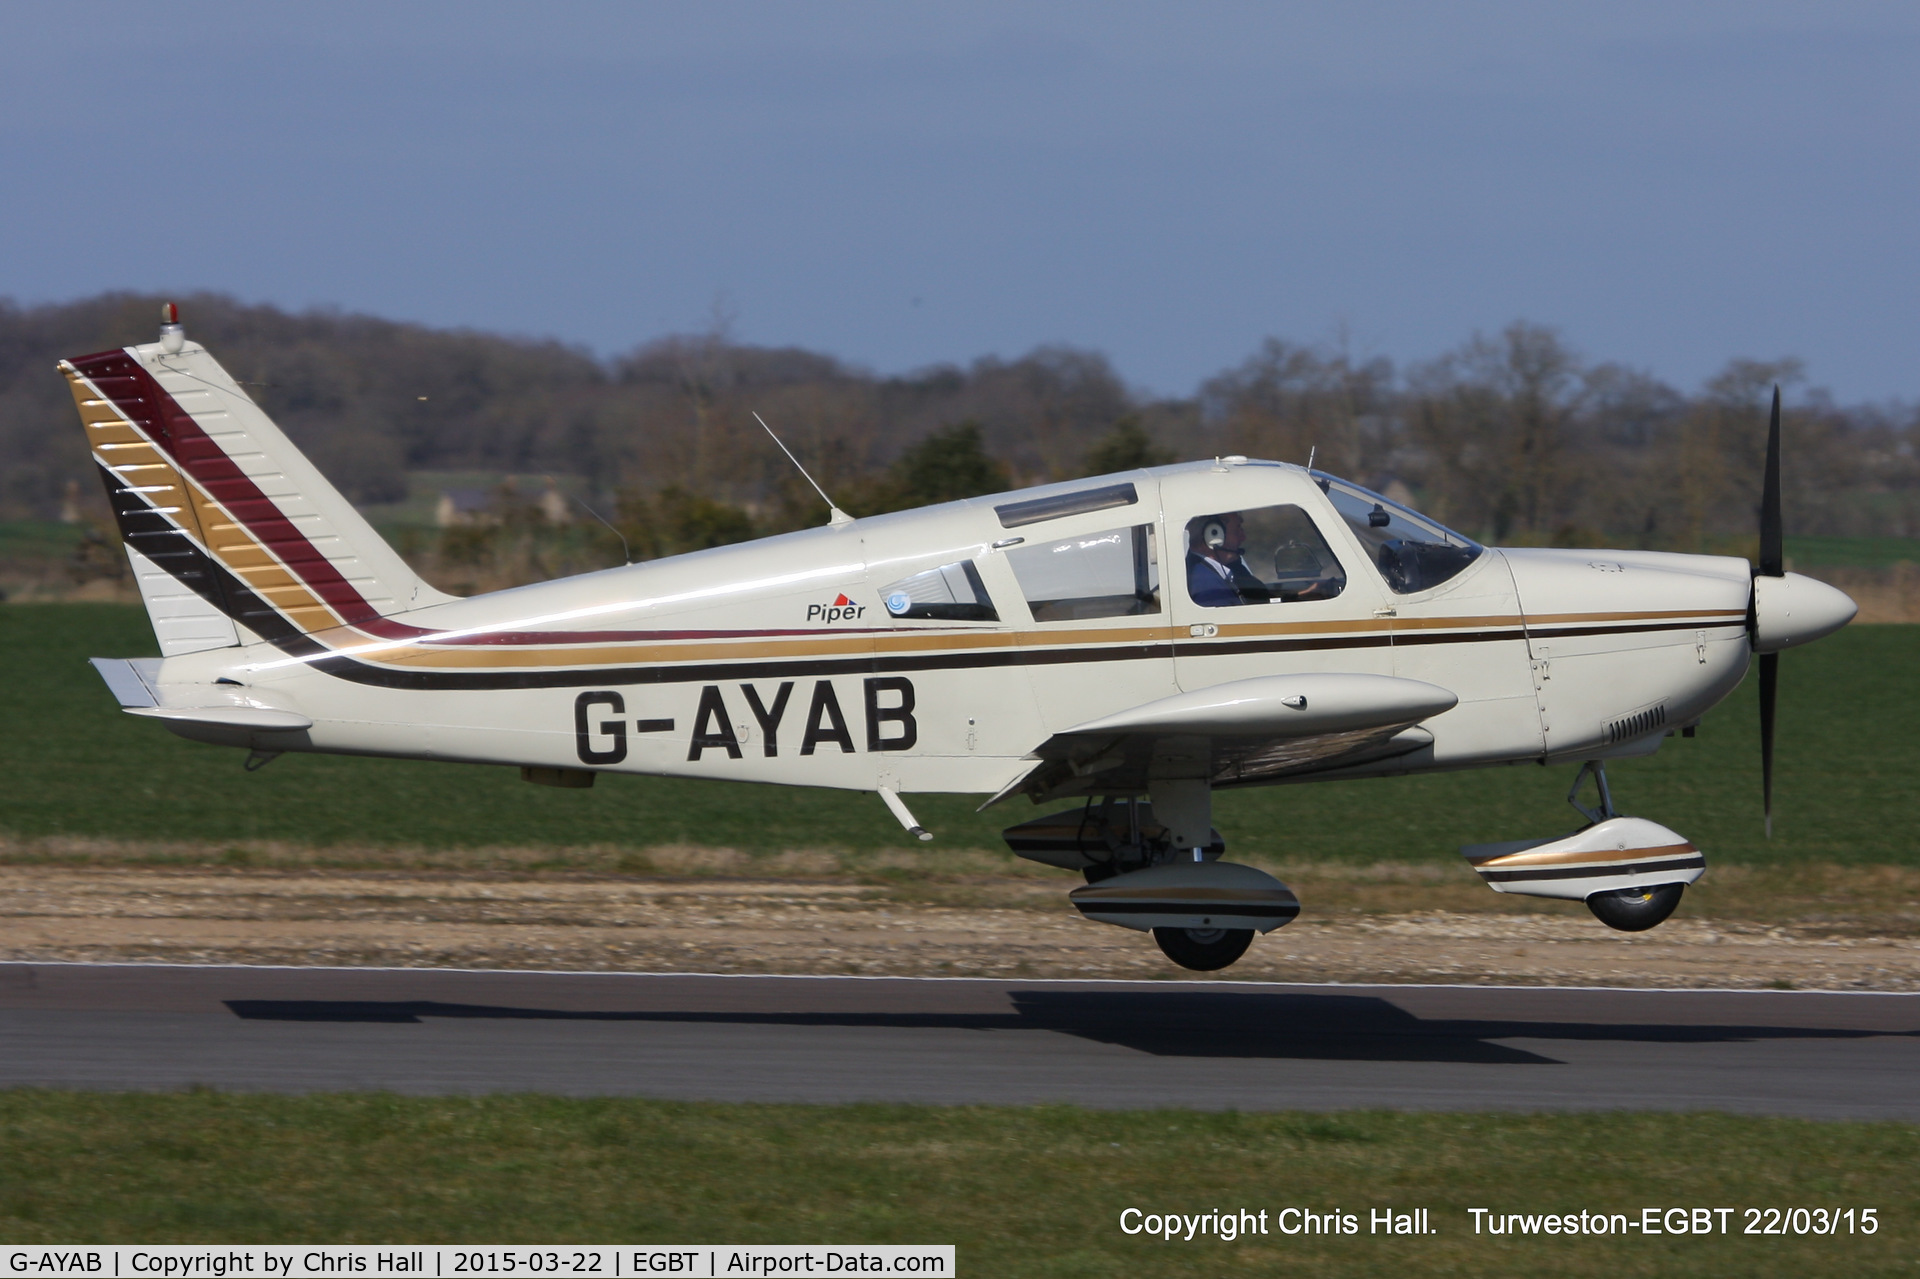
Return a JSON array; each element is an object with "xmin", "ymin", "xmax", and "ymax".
[{"xmin": 5, "ymin": 294, "xmax": 1917, "ymax": 577}]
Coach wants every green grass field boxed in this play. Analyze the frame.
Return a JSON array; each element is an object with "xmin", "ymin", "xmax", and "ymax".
[
  {"xmin": 1787, "ymin": 534, "xmax": 1920, "ymax": 568},
  {"xmin": 0, "ymin": 1092, "xmax": 1911, "ymax": 1274},
  {"xmin": 1, "ymin": 604, "xmax": 1914, "ymax": 867},
  {"xmin": 4, "ymin": 611, "xmax": 1916, "ymax": 1271},
  {"xmin": 0, "ymin": 521, "xmax": 89, "ymax": 586},
  {"xmin": 0, "ymin": 520, "xmax": 86, "ymax": 560}
]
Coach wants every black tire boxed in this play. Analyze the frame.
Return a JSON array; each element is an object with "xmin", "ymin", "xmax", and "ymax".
[
  {"xmin": 1152, "ymin": 926, "xmax": 1254, "ymax": 971},
  {"xmin": 1586, "ymin": 882, "xmax": 1685, "ymax": 932}
]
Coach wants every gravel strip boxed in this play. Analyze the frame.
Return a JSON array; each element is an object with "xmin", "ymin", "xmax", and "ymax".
[{"xmin": 2, "ymin": 865, "xmax": 1916, "ymax": 990}]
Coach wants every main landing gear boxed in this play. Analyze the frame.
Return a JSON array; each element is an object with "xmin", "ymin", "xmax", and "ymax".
[
  {"xmin": 1001, "ymin": 781, "xmax": 1299, "ymax": 973},
  {"xmin": 1151, "ymin": 926, "xmax": 1255, "ymax": 971}
]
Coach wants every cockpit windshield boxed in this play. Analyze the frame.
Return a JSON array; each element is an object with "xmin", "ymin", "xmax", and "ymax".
[{"xmin": 1311, "ymin": 472, "xmax": 1483, "ymax": 595}]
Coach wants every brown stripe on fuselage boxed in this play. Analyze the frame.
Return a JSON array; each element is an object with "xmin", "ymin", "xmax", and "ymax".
[
  {"xmin": 339, "ymin": 604, "xmax": 1745, "ymax": 667},
  {"xmin": 1524, "ymin": 608, "xmax": 1745, "ymax": 625},
  {"xmin": 298, "ymin": 621, "xmax": 1153, "ymax": 669},
  {"xmin": 289, "ymin": 605, "xmax": 1747, "ymax": 675}
]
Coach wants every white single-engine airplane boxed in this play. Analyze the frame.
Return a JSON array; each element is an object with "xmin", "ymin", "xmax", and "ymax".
[{"xmin": 66, "ymin": 308, "xmax": 1858, "ymax": 970}]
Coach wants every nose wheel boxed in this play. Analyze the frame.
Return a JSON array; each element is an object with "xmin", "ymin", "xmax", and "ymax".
[
  {"xmin": 1587, "ymin": 882, "xmax": 1686, "ymax": 932},
  {"xmin": 1152, "ymin": 926, "xmax": 1254, "ymax": 971},
  {"xmin": 1565, "ymin": 760, "xmax": 1691, "ymax": 932}
]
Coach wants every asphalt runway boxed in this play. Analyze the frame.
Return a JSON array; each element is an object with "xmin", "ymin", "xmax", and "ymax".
[{"xmin": 1, "ymin": 962, "xmax": 1915, "ymax": 1118}]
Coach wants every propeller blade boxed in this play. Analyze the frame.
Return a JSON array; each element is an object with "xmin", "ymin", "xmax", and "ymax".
[
  {"xmin": 1759, "ymin": 650, "xmax": 1778, "ymax": 839},
  {"xmin": 1755, "ymin": 386, "xmax": 1783, "ymax": 838},
  {"xmin": 1759, "ymin": 385, "xmax": 1783, "ymax": 577}
]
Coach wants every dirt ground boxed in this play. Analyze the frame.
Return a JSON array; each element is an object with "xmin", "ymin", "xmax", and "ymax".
[{"xmin": 3, "ymin": 860, "xmax": 1917, "ymax": 990}]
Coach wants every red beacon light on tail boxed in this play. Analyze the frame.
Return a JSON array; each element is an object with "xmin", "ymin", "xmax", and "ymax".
[{"xmin": 158, "ymin": 302, "xmax": 185, "ymax": 355}]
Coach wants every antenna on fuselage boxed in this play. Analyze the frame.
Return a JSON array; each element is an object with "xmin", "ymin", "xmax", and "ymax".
[
  {"xmin": 1306, "ymin": 446, "xmax": 1316, "ymax": 471},
  {"xmin": 753, "ymin": 411, "xmax": 853, "ymax": 527},
  {"xmin": 551, "ymin": 476, "xmax": 632, "ymax": 565}
]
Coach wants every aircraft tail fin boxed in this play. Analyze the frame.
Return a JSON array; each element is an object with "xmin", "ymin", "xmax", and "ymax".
[{"xmin": 61, "ymin": 311, "xmax": 454, "ymax": 656}]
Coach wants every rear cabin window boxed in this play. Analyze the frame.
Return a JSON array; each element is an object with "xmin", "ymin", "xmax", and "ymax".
[
  {"xmin": 1006, "ymin": 524, "xmax": 1160, "ymax": 622},
  {"xmin": 1184, "ymin": 505, "xmax": 1347, "ymax": 608},
  {"xmin": 878, "ymin": 560, "xmax": 999, "ymax": 622}
]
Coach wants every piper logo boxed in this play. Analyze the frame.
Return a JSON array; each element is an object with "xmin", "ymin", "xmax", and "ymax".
[{"xmin": 808, "ymin": 593, "xmax": 867, "ymax": 623}]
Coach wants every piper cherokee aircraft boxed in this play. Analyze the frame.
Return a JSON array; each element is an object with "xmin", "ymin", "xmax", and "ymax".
[{"xmin": 65, "ymin": 308, "xmax": 1858, "ymax": 970}]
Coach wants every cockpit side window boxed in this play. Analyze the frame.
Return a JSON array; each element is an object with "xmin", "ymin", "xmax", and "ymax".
[
  {"xmin": 1006, "ymin": 524, "xmax": 1160, "ymax": 622},
  {"xmin": 1312, "ymin": 471, "xmax": 1483, "ymax": 594},
  {"xmin": 1184, "ymin": 505, "xmax": 1347, "ymax": 608}
]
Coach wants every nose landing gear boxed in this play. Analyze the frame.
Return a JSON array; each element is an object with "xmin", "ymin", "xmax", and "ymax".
[
  {"xmin": 1460, "ymin": 759, "xmax": 1704, "ymax": 933},
  {"xmin": 1566, "ymin": 761, "xmax": 1690, "ymax": 931},
  {"xmin": 1585, "ymin": 882, "xmax": 1686, "ymax": 932}
]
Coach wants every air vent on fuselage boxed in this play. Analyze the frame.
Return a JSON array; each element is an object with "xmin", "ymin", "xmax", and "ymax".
[{"xmin": 1605, "ymin": 702, "xmax": 1668, "ymax": 745}]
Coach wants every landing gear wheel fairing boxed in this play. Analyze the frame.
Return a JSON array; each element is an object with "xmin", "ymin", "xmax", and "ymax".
[
  {"xmin": 1586, "ymin": 882, "xmax": 1685, "ymax": 932},
  {"xmin": 1152, "ymin": 926, "xmax": 1254, "ymax": 971}
]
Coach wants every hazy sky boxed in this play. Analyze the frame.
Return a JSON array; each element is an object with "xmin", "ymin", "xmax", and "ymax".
[{"xmin": 3, "ymin": 2, "xmax": 1915, "ymax": 400}]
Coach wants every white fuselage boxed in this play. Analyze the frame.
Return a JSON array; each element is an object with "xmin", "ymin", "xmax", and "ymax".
[{"xmin": 149, "ymin": 461, "xmax": 1755, "ymax": 797}]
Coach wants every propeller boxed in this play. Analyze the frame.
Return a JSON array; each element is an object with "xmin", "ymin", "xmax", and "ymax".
[{"xmin": 1755, "ymin": 386, "xmax": 1783, "ymax": 837}]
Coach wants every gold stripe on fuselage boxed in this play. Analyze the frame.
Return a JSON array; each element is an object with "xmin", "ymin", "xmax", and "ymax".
[
  {"xmin": 307, "ymin": 608, "xmax": 1744, "ymax": 673},
  {"xmin": 1468, "ymin": 841, "xmax": 1698, "ymax": 869},
  {"xmin": 1521, "ymin": 609, "xmax": 1745, "ymax": 626},
  {"xmin": 305, "ymin": 622, "xmax": 1140, "ymax": 669}
]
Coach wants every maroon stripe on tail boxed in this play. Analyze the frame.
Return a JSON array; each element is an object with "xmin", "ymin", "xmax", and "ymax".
[{"xmin": 70, "ymin": 348, "xmax": 387, "ymax": 628}]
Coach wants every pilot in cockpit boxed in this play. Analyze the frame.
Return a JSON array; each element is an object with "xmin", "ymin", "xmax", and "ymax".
[
  {"xmin": 1186, "ymin": 512, "xmax": 1272, "ymax": 606},
  {"xmin": 1187, "ymin": 506, "xmax": 1346, "ymax": 606}
]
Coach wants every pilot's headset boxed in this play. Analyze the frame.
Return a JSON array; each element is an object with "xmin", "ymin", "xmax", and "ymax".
[{"xmin": 1200, "ymin": 516, "xmax": 1234, "ymax": 551}]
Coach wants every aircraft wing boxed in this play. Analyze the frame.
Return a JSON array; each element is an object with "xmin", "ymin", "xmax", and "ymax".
[{"xmin": 1004, "ymin": 673, "xmax": 1457, "ymax": 805}]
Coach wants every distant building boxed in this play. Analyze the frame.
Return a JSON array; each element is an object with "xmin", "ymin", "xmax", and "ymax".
[
  {"xmin": 436, "ymin": 488, "xmax": 494, "ymax": 527},
  {"xmin": 539, "ymin": 479, "xmax": 571, "ymax": 525},
  {"xmin": 436, "ymin": 479, "xmax": 572, "ymax": 527}
]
